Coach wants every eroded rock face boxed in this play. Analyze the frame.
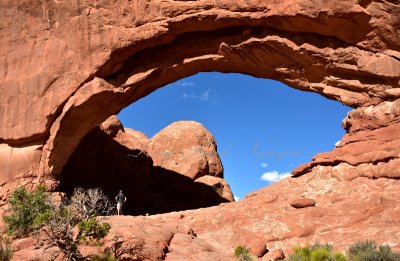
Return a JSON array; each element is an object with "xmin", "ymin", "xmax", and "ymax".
[
  {"xmin": 60, "ymin": 117, "xmax": 232, "ymax": 215},
  {"xmin": 0, "ymin": 0, "xmax": 400, "ymax": 259},
  {"xmin": 147, "ymin": 121, "xmax": 223, "ymax": 180},
  {"xmin": 0, "ymin": 0, "xmax": 399, "ymax": 183},
  {"xmin": 10, "ymin": 171, "xmax": 400, "ymax": 260},
  {"xmin": 290, "ymin": 198, "xmax": 316, "ymax": 208},
  {"xmin": 194, "ymin": 176, "xmax": 234, "ymax": 202},
  {"xmin": 292, "ymin": 99, "xmax": 400, "ymax": 179}
]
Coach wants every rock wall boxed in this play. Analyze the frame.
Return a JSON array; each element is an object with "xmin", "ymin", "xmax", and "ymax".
[
  {"xmin": 0, "ymin": 0, "xmax": 399, "ymax": 186},
  {"xmin": 292, "ymin": 99, "xmax": 400, "ymax": 179},
  {"xmin": 1, "ymin": 1, "xmax": 400, "ymax": 259},
  {"xmin": 10, "ymin": 170, "xmax": 400, "ymax": 260},
  {"xmin": 60, "ymin": 116, "xmax": 233, "ymax": 215}
]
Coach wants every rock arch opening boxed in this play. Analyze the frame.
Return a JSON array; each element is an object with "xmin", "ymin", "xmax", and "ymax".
[
  {"xmin": 0, "ymin": 0, "xmax": 397, "ymax": 216},
  {"xmin": 58, "ymin": 72, "xmax": 351, "ymax": 215},
  {"xmin": 1, "ymin": 1, "xmax": 400, "ymax": 257},
  {"xmin": 38, "ymin": 9, "xmax": 399, "ymax": 187}
]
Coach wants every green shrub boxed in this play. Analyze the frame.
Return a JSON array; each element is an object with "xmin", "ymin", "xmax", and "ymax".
[
  {"xmin": 77, "ymin": 218, "xmax": 111, "ymax": 244},
  {"xmin": 288, "ymin": 243, "xmax": 347, "ymax": 261},
  {"xmin": 347, "ymin": 240, "xmax": 400, "ymax": 261},
  {"xmin": 3, "ymin": 186, "xmax": 52, "ymax": 236},
  {"xmin": 348, "ymin": 240, "xmax": 376, "ymax": 257},
  {"xmin": 4, "ymin": 186, "xmax": 114, "ymax": 259},
  {"xmin": 0, "ymin": 235, "xmax": 13, "ymax": 261},
  {"xmin": 234, "ymin": 246, "xmax": 254, "ymax": 261},
  {"xmin": 41, "ymin": 205, "xmax": 83, "ymax": 261},
  {"xmin": 90, "ymin": 236, "xmax": 144, "ymax": 261},
  {"xmin": 334, "ymin": 252, "xmax": 348, "ymax": 261},
  {"xmin": 90, "ymin": 252, "xmax": 117, "ymax": 261},
  {"xmin": 310, "ymin": 247, "xmax": 332, "ymax": 260}
]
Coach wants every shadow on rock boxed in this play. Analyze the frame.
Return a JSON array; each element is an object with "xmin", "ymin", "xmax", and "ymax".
[{"xmin": 59, "ymin": 127, "xmax": 230, "ymax": 216}]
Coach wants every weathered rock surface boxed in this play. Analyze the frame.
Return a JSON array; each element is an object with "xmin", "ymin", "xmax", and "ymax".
[
  {"xmin": 0, "ymin": 0, "xmax": 400, "ymax": 260},
  {"xmin": 0, "ymin": 0, "xmax": 399, "ymax": 184},
  {"xmin": 60, "ymin": 117, "xmax": 232, "ymax": 215},
  {"xmin": 10, "ymin": 171, "xmax": 400, "ymax": 260},
  {"xmin": 243, "ymin": 237, "xmax": 268, "ymax": 257},
  {"xmin": 292, "ymin": 99, "xmax": 400, "ymax": 179},
  {"xmin": 267, "ymin": 249, "xmax": 285, "ymax": 261},
  {"xmin": 290, "ymin": 198, "xmax": 316, "ymax": 208},
  {"xmin": 147, "ymin": 121, "xmax": 223, "ymax": 180},
  {"xmin": 194, "ymin": 175, "xmax": 234, "ymax": 202}
]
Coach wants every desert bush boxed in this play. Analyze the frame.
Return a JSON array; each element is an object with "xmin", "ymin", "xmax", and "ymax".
[
  {"xmin": 0, "ymin": 235, "xmax": 12, "ymax": 261},
  {"xmin": 287, "ymin": 243, "xmax": 347, "ymax": 261},
  {"xmin": 77, "ymin": 218, "xmax": 111, "ymax": 245},
  {"xmin": 234, "ymin": 245, "xmax": 254, "ymax": 261},
  {"xmin": 347, "ymin": 240, "xmax": 400, "ymax": 261},
  {"xmin": 3, "ymin": 185, "xmax": 52, "ymax": 236},
  {"xmin": 41, "ymin": 188, "xmax": 113, "ymax": 260},
  {"xmin": 69, "ymin": 188, "xmax": 114, "ymax": 220},
  {"xmin": 42, "ymin": 208, "xmax": 111, "ymax": 260},
  {"xmin": 90, "ymin": 253, "xmax": 117, "ymax": 261},
  {"xmin": 4, "ymin": 186, "xmax": 113, "ymax": 260},
  {"xmin": 41, "ymin": 205, "xmax": 83, "ymax": 261},
  {"xmin": 90, "ymin": 236, "xmax": 144, "ymax": 261}
]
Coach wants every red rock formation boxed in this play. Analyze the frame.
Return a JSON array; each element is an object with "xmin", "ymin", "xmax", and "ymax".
[
  {"xmin": 147, "ymin": 121, "xmax": 223, "ymax": 180},
  {"xmin": 290, "ymin": 198, "xmax": 316, "ymax": 208},
  {"xmin": 0, "ymin": 0, "xmax": 400, "ymax": 259},
  {"xmin": 194, "ymin": 176, "xmax": 234, "ymax": 202},
  {"xmin": 10, "ymin": 171, "xmax": 400, "ymax": 260},
  {"xmin": 60, "ymin": 117, "xmax": 232, "ymax": 215},
  {"xmin": 292, "ymin": 99, "xmax": 400, "ymax": 180},
  {"xmin": 0, "ymin": 0, "xmax": 399, "ymax": 184},
  {"xmin": 268, "ymin": 249, "xmax": 286, "ymax": 261}
]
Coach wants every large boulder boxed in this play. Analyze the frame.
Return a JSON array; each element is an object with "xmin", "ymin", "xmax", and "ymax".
[
  {"xmin": 146, "ymin": 121, "xmax": 223, "ymax": 180},
  {"xmin": 194, "ymin": 176, "xmax": 234, "ymax": 202},
  {"xmin": 60, "ymin": 117, "xmax": 232, "ymax": 215}
]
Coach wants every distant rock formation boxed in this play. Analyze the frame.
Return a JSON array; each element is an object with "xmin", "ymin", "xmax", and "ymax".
[
  {"xmin": 292, "ymin": 99, "xmax": 400, "ymax": 180},
  {"xmin": 60, "ymin": 117, "xmax": 233, "ymax": 215}
]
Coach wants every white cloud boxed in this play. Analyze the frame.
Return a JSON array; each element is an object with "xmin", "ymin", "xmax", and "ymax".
[
  {"xmin": 182, "ymin": 89, "xmax": 215, "ymax": 103},
  {"xmin": 234, "ymin": 196, "xmax": 240, "ymax": 202},
  {"xmin": 182, "ymin": 93, "xmax": 196, "ymax": 99},
  {"xmin": 335, "ymin": 140, "xmax": 341, "ymax": 147},
  {"xmin": 177, "ymin": 81, "xmax": 196, "ymax": 87},
  {"xmin": 260, "ymin": 171, "xmax": 291, "ymax": 183},
  {"xmin": 199, "ymin": 89, "xmax": 210, "ymax": 101},
  {"xmin": 261, "ymin": 162, "xmax": 268, "ymax": 168}
]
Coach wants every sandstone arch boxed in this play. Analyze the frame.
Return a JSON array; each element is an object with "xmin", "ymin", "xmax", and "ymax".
[{"xmin": 0, "ymin": 0, "xmax": 399, "ymax": 187}]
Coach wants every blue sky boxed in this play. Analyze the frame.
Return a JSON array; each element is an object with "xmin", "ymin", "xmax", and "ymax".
[{"xmin": 118, "ymin": 72, "xmax": 351, "ymax": 201}]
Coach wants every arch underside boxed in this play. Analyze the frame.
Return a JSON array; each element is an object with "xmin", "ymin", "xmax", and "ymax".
[
  {"xmin": 40, "ymin": 19, "xmax": 400, "ymax": 178},
  {"xmin": 0, "ymin": 0, "xmax": 399, "ymax": 185}
]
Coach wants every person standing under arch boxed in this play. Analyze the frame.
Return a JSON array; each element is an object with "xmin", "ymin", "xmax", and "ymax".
[{"xmin": 115, "ymin": 190, "xmax": 127, "ymax": 215}]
